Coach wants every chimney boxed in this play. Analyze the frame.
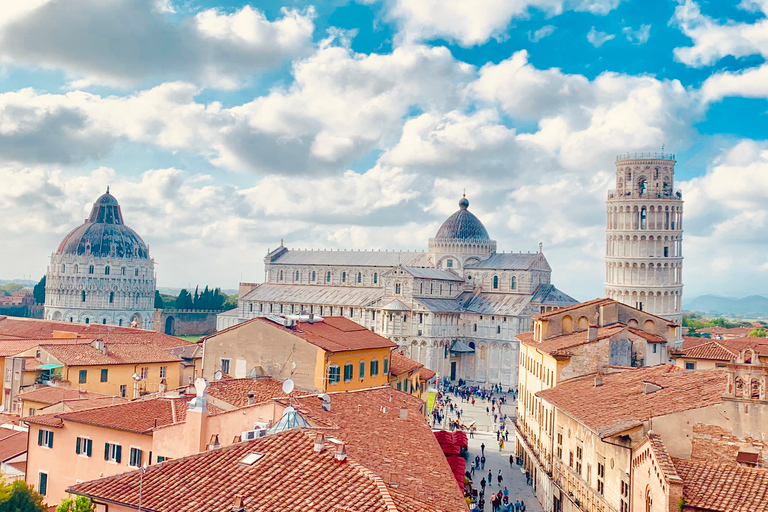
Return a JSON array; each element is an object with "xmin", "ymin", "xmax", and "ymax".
[
  {"xmin": 588, "ymin": 325, "xmax": 598, "ymax": 341},
  {"xmin": 248, "ymin": 391, "xmax": 255, "ymax": 405},
  {"xmin": 334, "ymin": 442, "xmax": 347, "ymax": 462},
  {"xmin": 399, "ymin": 407, "xmax": 409, "ymax": 421},
  {"xmin": 594, "ymin": 374, "xmax": 603, "ymax": 387},
  {"xmin": 314, "ymin": 433, "xmax": 326, "ymax": 453},
  {"xmin": 230, "ymin": 494, "xmax": 245, "ymax": 512},
  {"xmin": 185, "ymin": 378, "xmax": 211, "ymax": 454},
  {"xmin": 158, "ymin": 379, "xmax": 167, "ymax": 393},
  {"xmin": 208, "ymin": 434, "xmax": 220, "ymax": 450}
]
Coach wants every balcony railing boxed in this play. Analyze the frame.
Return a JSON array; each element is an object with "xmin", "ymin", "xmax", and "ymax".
[
  {"xmin": 607, "ymin": 189, "xmax": 682, "ymax": 200},
  {"xmin": 615, "ymin": 152, "xmax": 675, "ymax": 161}
]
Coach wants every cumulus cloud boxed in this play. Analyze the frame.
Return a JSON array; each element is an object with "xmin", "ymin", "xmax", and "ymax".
[
  {"xmin": 587, "ymin": 27, "xmax": 615, "ymax": 47},
  {"xmin": 528, "ymin": 25, "xmax": 557, "ymax": 42},
  {"xmin": 623, "ymin": 24, "xmax": 651, "ymax": 44},
  {"xmin": 0, "ymin": 0, "xmax": 316, "ymax": 88},
  {"xmin": 385, "ymin": 0, "xmax": 622, "ymax": 47},
  {"xmin": 672, "ymin": 0, "xmax": 768, "ymax": 67}
]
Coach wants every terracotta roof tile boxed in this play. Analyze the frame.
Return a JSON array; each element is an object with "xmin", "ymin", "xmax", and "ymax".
[
  {"xmin": 17, "ymin": 387, "xmax": 116, "ymax": 405},
  {"xmin": 681, "ymin": 336, "xmax": 709, "ymax": 350},
  {"xmin": 0, "ymin": 413, "xmax": 20, "ymax": 426},
  {"xmin": 524, "ymin": 325, "xmax": 626, "ymax": 356},
  {"xmin": 0, "ymin": 428, "xmax": 27, "ymax": 462},
  {"xmin": 532, "ymin": 298, "xmax": 614, "ymax": 320},
  {"xmin": 679, "ymin": 341, "xmax": 738, "ymax": 361},
  {"xmin": 673, "ymin": 457, "xmax": 768, "ymax": 511},
  {"xmin": 389, "ymin": 351, "xmax": 423, "ymax": 377},
  {"xmin": 695, "ymin": 326, "xmax": 751, "ymax": 336},
  {"xmin": 70, "ymin": 429, "xmax": 443, "ymax": 512},
  {"xmin": 646, "ymin": 433, "xmax": 681, "ymax": 482},
  {"xmin": 206, "ymin": 377, "xmax": 288, "ymax": 407},
  {"xmin": 256, "ymin": 316, "xmax": 397, "ymax": 353},
  {"xmin": 538, "ymin": 366, "xmax": 726, "ymax": 436},
  {"xmin": 419, "ymin": 367, "xmax": 436, "ymax": 381},
  {"xmin": 41, "ymin": 342, "xmax": 181, "ymax": 366},
  {"xmin": 0, "ymin": 338, "xmax": 91, "ymax": 357},
  {"xmin": 515, "ymin": 332, "xmax": 535, "ymax": 345}
]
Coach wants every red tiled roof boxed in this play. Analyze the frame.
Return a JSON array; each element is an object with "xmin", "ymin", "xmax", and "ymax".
[
  {"xmin": 24, "ymin": 397, "xmax": 200, "ymax": 434},
  {"xmin": 256, "ymin": 316, "xmax": 397, "ymax": 353},
  {"xmin": 673, "ymin": 457, "xmax": 768, "ymax": 511},
  {"xmin": 0, "ymin": 338, "xmax": 91, "ymax": 357},
  {"xmin": 679, "ymin": 341, "xmax": 738, "ymax": 361},
  {"xmin": 69, "ymin": 429, "xmax": 443, "ymax": 512},
  {"xmin": 515, "ymin": 332, "xmax": 535, "ymax": 344},
  {"xmin": 0, "ymin": 317, "xmax": 191, "ymax": 349},
  {"xmin": 52, "ymin": 396, "xmax": 130, "ymax": 412},
  {"xmin": 419, "ymin": 367, "xmax": 436, "ymax": 381},
  {"xmin": 532, "ymin": 298, "xmax": 614, "ymax": 320},
  {"xmin": 389, "ymin": 351, "xmax": 423, "ymax": 377},
  {"xmin": 682, "ymin": 336, "xmax": 709, "ymax": 350},
  {"xmin": 288, "ymin": 387, "xmax": 467, "ymax": 511},
  {"xmin": 646, "ymin": 433, "xmax": 681, "ymax": 482},
  {"xmin": 695, "ymin": 326, "xmax": 751, "ymax": 336},
  {"xmin": 0, "ymin": 413, "xmax": 20, "ymax": 426},
  {"xmin": 206, "ymin": 377, "xmax": 288, "ymax": 407},
  {"xmin": 41, "ymin": 342, "xmax": 181, "ymax": 366},
  {"xmin": 538, "ymin": 366, "xmax": 726, "ymax": 437},
  {"xmin": 17, "ymin": 387, "xmax": 115, "ymax": 405},
  {"xmin": 529, "ymin": 325, "xmax": 626, "ymax": 356},
  {"xmin": 0, "ymin": 428, "xmax": 27, "ymax": 462}
]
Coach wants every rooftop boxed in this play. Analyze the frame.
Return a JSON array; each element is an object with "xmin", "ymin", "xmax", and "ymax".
[
  {"xmin": 0, "ymin": 428, "xmax": 27, "ymax": 463},
  {"xmin": 674, "ymin": 457, "xmax": 768, "ymax": 512},
  {"xmin": 240, "ymin": 283, "xmax": 384, "ymax": 308},
  {"xmin": 269, "ymin": 249, "xmax": 428, "ymax": 268},
  {"xmin": 434, "ymin": 196, "xmax": 491, "ymax": 242},
  {"xmin": 41, "ymin": 342, "xmax": 182, "ymax": 366},
  {"xmin": 389, "ymin": 351, "xmax": 423, "ymax": 377},
  {"xmin": 677, "ymin": 340, "xmax": 739, "ymax": 361},
  {"xmin": 206, "ymin": 377, "xmax": 289, "ymax": 408},
  {"xmin": 253, "ymin": 316, "xmax": 397, "ymax": 353},
  {"xmin": 16, "ymin": 387, "xmax": 117, "ymax": 406},
  {"xmin": 516, "ymin": 324, "xmax": 661, "ymax": 356},
  {"xmin": 538, "ymin": 366, "xmax": 727, "ymax": 437},
  {"xmin": 70, "ymin": 428, "xmax": 444, "ymax": 512}
]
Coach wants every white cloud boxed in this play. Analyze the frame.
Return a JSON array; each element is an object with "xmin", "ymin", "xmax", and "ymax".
[
  {"xmin": 623, "ymin": 24, "xmax": 651, "ymax": 44},
  {"xmin": 528, "ymin": 25, "xmax": 557, "ymax": 42},
  {"xmin": 672, "ymin": 0, "xmax": 768, "ymax": 67},
  {"xmin": 0, "ymin": 0, "xmax": 316, "ymax": 89},
  {"xmin": 587, "ymin": 27, "xmax": 615, "ymax": 47},
  {"xmin": 700, "ymin": 63, "xmax": 768, "ymax": 103},
  {"xmin": 385, "ymin": 0, "xmax": 622, "ymax": 48}
]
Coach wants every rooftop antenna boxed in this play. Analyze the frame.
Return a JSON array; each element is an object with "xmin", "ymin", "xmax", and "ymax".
[{"xmin": 283, "ymin": 377, "xmax": 295, "ymax": 407}]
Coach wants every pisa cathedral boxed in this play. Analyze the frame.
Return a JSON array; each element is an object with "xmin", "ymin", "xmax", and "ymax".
[
  {"xmin": 44, "ymin": 189, "xmax": 157, "ymax": 329},
  {"xmin": 219, "ymin": 196, "xmax": 577, "ymax": 387}
]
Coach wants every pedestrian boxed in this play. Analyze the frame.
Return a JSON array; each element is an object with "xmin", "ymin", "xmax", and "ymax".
[
  {"xmin": 475, "ymin": 455, "xmax": 480, "ymax": 468},
  {"xmin": 470, "ymin": 426, "xmax": 475, "ymax": 438},
  {"xmin": 496, "ymin": 430, "xmax": 500, "ymax": 441},
  {"xmin": 470, "ymin": 464, "xmax": 475, "ymax": 478},
  {"xmin": 480, "ymin": 478, "xmax": 486, "ymax": 491},
  {"xmin": 503, "ymin": 487, "xmax": 509, "ymax": 504},
  {"xmin": 514, "ymin": 500, "xmax": 521, "ymax": 512},
  {"xmin": 487, "ymin": 469, "xmax": 492, "ymax": 486},
  {"xmin": 481, "ymin": 455, "xmax": 486, "ymax": 469},
  {"xmin": 497, "ymin": 469, "xmax": 503, "ymax": 485},
  {"xmin": 505, "ymin": 430, "xmax": 509, "ymax": 441},
  {"xmin": 486, "ymin": 406, "xmax": 490, "ymax": 415},
  {"xmin": 520, "ymin": 500, "xmax": 526, "ymax": 512},
  {"xmin": 481, "ymin": 443, "xmax": 485, "ymax": 455},
  {"xmin": 509, "ymin": 454, "xmax": 514, "ymax": 468}
]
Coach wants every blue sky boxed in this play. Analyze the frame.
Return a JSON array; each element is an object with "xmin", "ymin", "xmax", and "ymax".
[{"xmin": 1, "ymin": 0, "xmax": 768, "ymax": 301}]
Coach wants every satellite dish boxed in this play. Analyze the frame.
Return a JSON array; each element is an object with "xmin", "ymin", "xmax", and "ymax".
[
  {"xmin": 291, "ymin": 362, "xmax": 297, "ymax": 370},
  {"xmin": 283, "ymin": 379, "xmax": 295, "ymax": 395},
  {"xmin": 214, "ymin": 370, "xmax": 223, "ymax": 381}
]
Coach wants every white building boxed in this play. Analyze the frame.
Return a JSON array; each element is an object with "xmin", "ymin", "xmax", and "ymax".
[
  {"xmin": 44, "ymin": 189, "xmax": 156, "ymax": 329},
  {"xmin": 219, "ymin": 196, "xmax": 577, "ymax": 387},
  {"xmin": 605, "ymin": 153, "xmax": 684, "ymax": 333}
]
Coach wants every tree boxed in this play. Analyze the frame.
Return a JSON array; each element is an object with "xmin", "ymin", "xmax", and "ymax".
[
  {"xmin": 0, "ymin": 480, "xmax": 45, "ymax": 512},
  {"xmin": 749, "ymin": 328, "xmax": 767, "ymax": 338},
  {"xmin": 154, "ymin": 290, "xmax": 164, "ymax": 309},
  {"xmin": 56, "ymin": 495, "xmax": 94, "ymax": 512},
  {"xmin": 33, "ymin": 276, "xmax": 46, "ymax": 304},
  {"xmin": 176, "ymin": 289, "xmax": 193, "ymax": 310}
]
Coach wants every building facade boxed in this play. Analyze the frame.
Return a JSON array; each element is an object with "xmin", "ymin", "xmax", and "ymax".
[
  {"xmin": 44, "ymin": 189, "xmax": 156, "ymax": 329},
  {"xmin": 605, "ymin": 153, "xmax": 684, "ymax": 329},
  {"xmin": 218, "ymin": 196, "xmax": 577, "ymax": 388}
]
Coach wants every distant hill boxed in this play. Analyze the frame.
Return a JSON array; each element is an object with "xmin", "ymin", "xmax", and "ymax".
[{"xmin": 684, "ymin": 295, "xmax": 768, "ymax": 317}]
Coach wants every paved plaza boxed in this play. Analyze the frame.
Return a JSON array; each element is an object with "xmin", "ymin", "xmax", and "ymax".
[{"xmin": 435, "ymin": 389, "xmax": 543, "ymax": 512}]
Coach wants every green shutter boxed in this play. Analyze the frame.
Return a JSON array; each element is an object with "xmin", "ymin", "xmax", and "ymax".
[
  {"xmin": 384, "ymin": 358, "xmax": 389, "ymax": 374},
  {"xmin": 86, "ymin": 439, "xmax": 92, "ymax": 457},
  {"xmin": 104, "ymin": 443, "xmax": 110, "ymax": 460},
  {"xmin": 115, "ymin": 445, "xmax": 122, "ymax": 463},
  {"xmin": 76, "ymin": 437, "xmax": 81, "ymax": 454},
  {"xmin": 38, "ymin": 429, "xmax": 43, "ymax": 446},
  {"xmin": 48, "ymin": 431, "xmax": 53, "ymax": 448},
  {"xmin": 359, "ymin": 361, "xmax": 365, "ymax": 379}
]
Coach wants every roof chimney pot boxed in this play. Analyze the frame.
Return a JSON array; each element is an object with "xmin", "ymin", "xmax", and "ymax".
[{"xmin": 594, "ymin": 374, "xmax": 603, "ymax": 387}]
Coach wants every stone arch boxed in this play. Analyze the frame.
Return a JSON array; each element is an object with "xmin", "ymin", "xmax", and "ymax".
[
  {"xmin": 577, "ymin": 316, "xmax": 589, "ymax": 330},
  {"xmin": 562, "ymin": 315, "xmax": 573, "ymax": 333},
  {"xmin": 627, "ymin": 318, "xmax": 639, "ymax": 328},
  {"xmin": 165, "ymin": 316, "xmax": 175, "ymax": 335},
  {"xmin": 643, "ymin": 319, "xmax": 655, "ymax": 333}
]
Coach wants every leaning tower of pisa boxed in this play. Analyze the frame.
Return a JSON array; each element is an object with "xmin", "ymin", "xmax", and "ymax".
[{"xmin": 605, "ymin": 152, "xmax": 684, "ymax": 333}]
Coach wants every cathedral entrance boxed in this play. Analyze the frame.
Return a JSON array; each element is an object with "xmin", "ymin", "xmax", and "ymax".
[
  {"xmin": 450, "ymin": 361, "xmax": 457, "ymax": 381},
  {"xmin": 165, "ymin": 316, "xmax": 175, "ymax": 335}
]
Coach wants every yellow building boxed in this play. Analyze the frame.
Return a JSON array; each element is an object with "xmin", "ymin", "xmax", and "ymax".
[
  {"xmin": 389, "ymin": 350, "xmax": 435, "ymax": 402},
  {"xmin": 11, "ymin": 340, "xmax": 182, "ymax": 399},
  {"xmin": 202, "ymin": 316, "xmax": 395, "ymax": 392},
  {"xmin": 671, "ymin": 336, "xmax": 768, "ymax": 371}
]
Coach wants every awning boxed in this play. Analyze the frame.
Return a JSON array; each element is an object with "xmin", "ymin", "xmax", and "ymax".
[
  {"xmin": 37, "ymin": 364, "xmax": 63, "ymax": 370},
  {"xmin": 449, "ymin": 340, "xmax": 474, "ymax": 353}
]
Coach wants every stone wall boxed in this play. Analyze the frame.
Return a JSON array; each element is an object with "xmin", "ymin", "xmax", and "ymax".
[
  {"xmin": 153, "ymin": 309, "xmax": 222, "ymax": 336},
  {"xmin": 0, "ymin": 305, "xmax": 44, "ymax": 319}
]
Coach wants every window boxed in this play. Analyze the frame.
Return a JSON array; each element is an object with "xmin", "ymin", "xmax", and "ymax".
[
  {"xmin": 81, "ymin": 290, "xmax": 86, "ymax": 302},
  {"xmin": 569, "ymin": 451, "xmax": 574, "ymax": 468},
  {"xmin": 140, "ymin": 367, "xmax": 148, "ymax": 380},
  {"xmin": 373, "ymin": 273, "xmax": 378, "ymax": 284},
  {"xmin": 344, "ymin": 363, "xmax": 353, "ymax": 382},
  {"xmin": 473, "ymin": 324, "xmax": 477, "ymax": 332},
  {"xmin": 359, "ymin": 361, "xmax": 365, "ymax": 380},
  {"xmin": 135, "ymin": 268, "xmax": 139, "ymax": 277},
  {"xmin": 157, "ymin": 456, "xmax": 168, "ymax": 463},
  {"xmin": 685, "ymin": 362, "xmax": 695, "ymax": 370},
  {"xmin": 395, "ymin": 284, "xmax": 401, "ymax": 294},
  {"xmin": 511, "ymin": 276, "xmax": 517, "ymax": 290},
  {"xmin": 221, "ymin": 359, "xmax": 231, "ymax": 375},
  {"xmin": 326, "ymin": 271, "xmax": 331, "ymax": 283},
  {"xmin": 342, "ymin": 272, "xmax": 346, "ymax": 283},
  {"xmin": 38, "ymin": 472, "xmax": 48, "ymax": 496},
  {"xmin": 357, "ymin": 272, "xmax": 362, "ymax": 283},
  {"xmin": 350, "ymin": 308, "xmax": 354, "ymax": 317},
  {"xmin": 447, "ymin": 259, "xmax": 453, "ymax": 268},
  {"xmin": 295, "ymin": 271, "xmax": 299, "ymax": 281},
  {"xmin": 597, "ymin": 460, "xmax": 605, "ymax": 495},
  {"xmin": 279, "ymin": 270, "xmax": 283, "ymax": 281},
  {"xmin": 76, "ymin": 437, "xmax": 92, "ymax": 457},
  {"xmin": 403, "ymin": 379, "xmax": 409, "ymax": 393},
  {"xmin": 621, "ymin": 480, "xmax": 630, "ymax": 512},
  {"xmin": 556, "ymin": 432, "xmax": 563, "ymax": 460},
  {"xmin": 497, "ymin": 326, "xmax": 501, "ymax": 334},
  {"xmin": 100, "ymin": 369, "xmax": 108, "ymax": 382},
  {"xmin": 109, "ymin": 291, "xmax": 114, "ymax": 304},
  {"xmin": 312, "ymin": 271, "xmax": 316, "ymax": 281},
  {"xmin": 79, "ymin": 370, "xmax": 87, "ymax": 384},
  {"xmin": 119, "ymin": 385, "xmax": 127, "ymax": 398},
  {"xmin": 160, "ymin": 366, "xmax": 167, "ymax": 378},
  {"xmin": 493, "ymin": 276, "xmax": 499, "ymax": 289},
  {"xmin": 121, "ymin": 267, "xmax": 126, "ymax": 275},
  {"xmin": 419, "ymin": 313, "xmax": 423, "ymax": 324},
  {"xmin": 664, "ymin": 246, "xmax": 669, "ymax": 257},
  {"xmin": 370, "ymin": 359, "xmax": 379, "ymax": 377},
  {"xmin": 383, "ymin": 357, "xmax": 389, "ymax": 374},
  {"xmin": 105, "ymin": 266, "xmax": 110, "ymax": 275},
  {"xmin": 88, "ymin": 265, "xmax": 94, "ymax": 274},
  {"xmin": 397, "ymin": 382, "xmax": 401, "ymax": 390},
  {"xmin": 129, "ymin": 447, "xmax": 143, "ymax": 467},
  {"xmin": 652, "ymin": 344, "xmax": 657, "ymax": 354},
  {"xmin": 329, "ymin": 365, "xmax": 340, "ymax": 385},
  {"xmin": 85, "ymin": 318, "xmax": 90, "ymax": 324},
  {"xmin": 62, "ymin": 264, "xmax": 65, "ymax": 273},
  {"xmin": 105, "ymin": 443, "xmax": 122, "ymax": 463},
  {"xmin": 38, "ymin": 429, "xmax": 54, "ymax": 448}
]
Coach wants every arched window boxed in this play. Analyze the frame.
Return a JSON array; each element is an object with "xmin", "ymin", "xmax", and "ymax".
[
  {"xmin": 640, "ymin": 207, "xmax": 647, "ymax": 230},
  {"xmin": 640, "ymin": 179, "xmax": 647, "ymax": 196},
  {"xmin": 357, "ymin": 272, "xmax": 361, "ymax": 283},
  {"xmin": 395, "ymin": 283, "xmax": 401, "ymax": 294},
  {"xmin": 511, "ymin": 277, "xmax": 516, "ymax": 290},
  {"xmin": 121, "ymin": 267, "xmax": 126, "ymax": 275},
  {"xmin": 373, "ymin": 273, "xmax": 378, "ymax": 284},
  {"xmin": 295, "ymin": 271, "xmax": 299, "ymax": 281},
  {"xmin": 105, "ymin": 266, "xmax": 110, "ymax": 275},
  {"xmin": 326, "ymin": 271, "xmax": 331, "ymax": 283},
  {"xmin": 279, "ymin": 270, "xmax": 283, "ymax": 281},
  {"xmin": 342, "ymin": 272, "xmax": 346, "ymax": 283},
  {"xmin": 135, "ymin": 269, "xmax": 139, "ymax": 277},
  {"xmin": 493, "ymin": 275, "xmax": 499, "ymax": 289},
  {"xmin": 74, "ymin": 265, "xmax": 78, "ymax": 273},
  {"xmin": 312, "ymin": 271, "xmax": 316, "ymax": 281},
  {"xmin": 109, "ymin": 292, "xmax": 114, "ymax": 304},
  {"xmin": 497, "ymin": 326, "xmax": 501, "ymax": 334},
  {"xmin": 88, "ymin": 265, "xmax": 94, "ymax": 274},
  {"xmin": 118, "ymin": 319, "xmax": 123, "ymax": 326},
  {"xmin": 102, "ymin": 319, "xmax": 107, "ymax": 325}
]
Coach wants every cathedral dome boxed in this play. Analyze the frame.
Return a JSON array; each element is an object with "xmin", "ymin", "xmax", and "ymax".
[
  {"xmin": 434, "ymin": 196, "xmax": 490, "ymax": 241},
  {"xmin": 55, "ymin": 189, "xmax": 149, "ymax": 259}
]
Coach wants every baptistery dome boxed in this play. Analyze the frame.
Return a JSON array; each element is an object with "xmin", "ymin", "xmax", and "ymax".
[
  {"xmin": 56, "ymin": 189, "xmax": 149, "ymax": 259},
  {"xmin": 434, "ymin": 196, "xmax": 491, "ymax": 241}
]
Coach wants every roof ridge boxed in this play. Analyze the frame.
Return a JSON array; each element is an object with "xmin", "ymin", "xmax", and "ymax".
[{"xmin": 346, "ymin": 457, "xmax": 400, "ymax": 512}]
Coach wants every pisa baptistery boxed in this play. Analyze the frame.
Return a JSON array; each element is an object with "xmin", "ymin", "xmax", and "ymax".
[
  {"xmin": 605, "ymin": 153, "xmax": 683, "ymax": 333},
  {"xmin": 44, "ymin": 189, "xmax": 156, "ymax": 328}
]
